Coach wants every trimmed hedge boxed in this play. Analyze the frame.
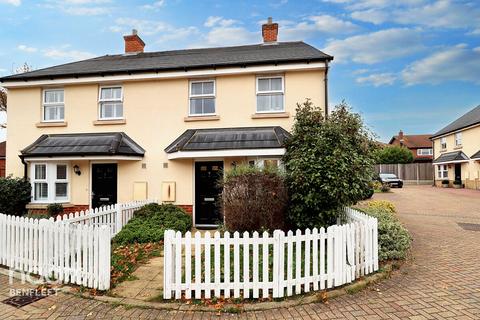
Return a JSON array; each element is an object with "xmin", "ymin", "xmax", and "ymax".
[
  {"xmin": 360, "ymin": 201, "xmax": 411, "ymax": 261},
  {"xmin": 112, "ymin": 203, "xmax": 192, "ymax": 245},
  {"xmin": 0, "ymin": 176, "xmax": 31, "ymax": 216}
]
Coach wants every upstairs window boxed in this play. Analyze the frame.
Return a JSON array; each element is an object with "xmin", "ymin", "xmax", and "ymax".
[
  {"xmin": 455, "ymin": 132, "xmax": 462, "ymax": 146},
  {"xmin": 417, "ymin": 148, "xmax": 433, "ymax": 156},
  {"xmin": 31, "ymin": 163, "xmax": 69, "ymax": 203},
  {"xmin": 99, "ymin": 86, "xmax": 123, "ymax": 120},
  {"xmin": 440, "ymin": 137, "xmax": 447, "ymax": 149},
  {"xmin": 189, "ymin": 80, "xmax": 215, "ymax": 116},
  {"xmin": 256, "ymin": 76, "xmax": 284, "ymax": 113},
  {"xmin": 43, "ymin": 89, "xmax": 64, "ymax": 122}
]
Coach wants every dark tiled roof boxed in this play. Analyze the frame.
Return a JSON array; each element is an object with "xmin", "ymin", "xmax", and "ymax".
[
  {"xmin": 21, "ymin": 132, "xmax": 144, "ymax": 158},
  {"xmin": 471, "ymin": 150, "xmax": 480, "ymax": 159},
  {"xmin": 0, "ymin": 141, "xmax": 5, "ymax": 159},
  {"xmin": 165, "ymin": 126, "xmax": 291, "ymax": 153},
  {"xmin": 389, "ymin": 134, "xmax": 432, "ymax": 148},
  {"xmin": 431, "ymin": 105, "xmax": 480, "ymax": 138},
  {"xmin": 0, "ymin": 42, "xmax": 332, "ymax": 82},
  {"xmin": 433, "ymin": 151, "xmax": 469, "ymax": 164}
]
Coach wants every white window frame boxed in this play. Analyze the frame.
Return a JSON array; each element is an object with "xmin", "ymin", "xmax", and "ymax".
[
  {"xmin": 440, "ymin": 137, "xmax": 447, "ymax": 149},
  {"xmin": 455, "ymin": 132, "xmax": 462, "ymax": 146},
  {"xmin": 42, "ymin": 88, "xmax": 65, "ymax": 122},
  {"xmin": 98, "ymin": 86, "xmax": 124, "ymax": 120},
  {"xmin": 188, "ymin": 79, "xmax": 216, "ymax": 116},
  {"xmin": 30, "ymin": 162, "xmax": 70, "ymax": 203},
  {"xmin": 437, "ymin": 164, "xmax": 448, "ymax": 179},
  {"xmin": 247, "ymin": 157, "xmax": 284, "ymax": 170},
  {"xmin": 255, "ymin": 75, "xmax": 285, "ymax": 114},
  {"xmin": 417, "ymin": 148, "xmax": 433, "ymax": 156}
]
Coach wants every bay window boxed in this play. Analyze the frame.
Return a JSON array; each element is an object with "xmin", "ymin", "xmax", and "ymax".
[
  {"xmin": 256, "ymin": 76, "xmax": 284, "ymax": 113},
  {"xmin": 99, "ymin": 86, "xmax": 123, "ymax": 120},
  {"xmin": 31, "ymin": 163, "xmax": 69, "ymax": 203},
  {"xmin": 189, "ymin": 80, "xmax": 215, "ymax": 116},
  {"xmin": 43, "ymin": 89, "xmax": 64, "ymax": 122}
]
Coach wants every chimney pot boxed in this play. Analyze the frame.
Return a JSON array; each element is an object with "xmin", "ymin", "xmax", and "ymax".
[
  {"xmin": 123, "ymin": 30, "xmax": 145, "ymax": 54},
  {"xmin": 262, "ymin": 17, "xmax": 278, "ymax": 43}
]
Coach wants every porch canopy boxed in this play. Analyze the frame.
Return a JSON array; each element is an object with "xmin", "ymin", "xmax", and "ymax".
[
  {"xmin": 20, "ymin": 132, "xmax": 145, "ymax": 160},
  {"xmin": 433, "ymin": 151, "xmax": 469, "ymax": 165},
  {"xmin": 471, "ymin": 150, "xmax": 480, "ymax": 161},
  {"xmin": 165, "ymin": 126, "xmax": 291, "ymax": 159}
]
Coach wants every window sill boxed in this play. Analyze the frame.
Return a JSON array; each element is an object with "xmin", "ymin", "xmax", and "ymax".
[
  {"xmin": 184, "ymin": 115, "xmax": 220, "ymax": 122},
  {"xmin": 251, "ymin": 112, "xmax": 290, "ymax": 119},
  {"xmin": 93, "ymin": 119, "xmax": 126, "ymax": 125},
  {"xmin": 36, "ymin": 121, "xmax": 67, "ymax": 128},
  {"xmin": 454, "ymin": 145, "xmax": 463, "ymax": 150},
  {"xmin": 440, "ymin": 148, "xmax": 447, "ymax": 153}
]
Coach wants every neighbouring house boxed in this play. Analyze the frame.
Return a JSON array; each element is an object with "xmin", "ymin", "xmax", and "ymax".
[
  {"xmin": 431, "ymin": 105, "xmax": 480, "ymax": 189},
  {"xmin": 389, "ymin": 130, "xmax": 433, "ymax": 162},
  {"xmin": 0, "ymin": 141, "xmax": 5, "ymax": 177},
  {"xmin": 0, "ymin": 18, "xmax": 333, "ymax": 224}
]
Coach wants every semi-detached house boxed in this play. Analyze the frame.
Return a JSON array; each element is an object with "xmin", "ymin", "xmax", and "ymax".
[{"xmin": 0, "ymin": 18, "xmax": 333, "ymax": 227}]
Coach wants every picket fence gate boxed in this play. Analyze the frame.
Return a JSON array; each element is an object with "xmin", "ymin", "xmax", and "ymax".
[
  {"xmin": 0, "ymin": 214, "xmax": 111, "ymax": 290},
  {"xmin": 0, "ymin": 200, "xmax": 155, "ymax": 290},
  {"xmin": 163, "ymin": 208, "xmax": 378, "ymax": 299}
]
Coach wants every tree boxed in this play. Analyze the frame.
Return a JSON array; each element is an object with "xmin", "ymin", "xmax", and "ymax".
[
  {"xmin": 374, "ymin": 145, "xmax": 413, "ymax": 164},
  {"xmin": 283, "ymin": 100, "xmax": 378, "ymax": 228}
]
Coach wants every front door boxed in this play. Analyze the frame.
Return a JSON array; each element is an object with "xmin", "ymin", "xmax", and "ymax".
[
  {"xmin": 91, "ymin": 163, "xmax": 118, "ymax": 209},
  {"xmin": 454, "ymin": 163, "xmax": 462, "ymax": 181},
  {"xmin": 195, "ymin": 161, "xmax": 223, "ymax": 226}
]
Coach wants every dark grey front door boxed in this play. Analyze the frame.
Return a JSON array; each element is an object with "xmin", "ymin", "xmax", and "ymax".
[
  {"xmin": 92, "ymin": 163, "xmax": 117, "ymax": 209},
  {"xmin": 195, "ymin": 161, "xmax": 223, "ymax": 225},
  {"xmin": 454, "ymin": 163, "xmax": 462, "ymax": 181}
]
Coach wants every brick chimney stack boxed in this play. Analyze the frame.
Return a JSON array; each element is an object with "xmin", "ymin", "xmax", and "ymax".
[
  {"xmin": 398, "ymin": 130, "xmax": 404, "ymax": 146},
  {"xmin": 123, "ymin": 29, "xmax": 145, "ymax": 54},
  {"xmin": 262, "ymin": 17, "xmax": 278, "ymax": 43}
]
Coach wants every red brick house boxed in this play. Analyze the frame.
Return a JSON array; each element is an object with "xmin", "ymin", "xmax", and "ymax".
[
  {"xmin": 0, "ymin": 141, "xmax": 5, "ymax": 177},
  {"xmin": 389, "ymin": 130, "xmax": 433, "ymax": 162}
]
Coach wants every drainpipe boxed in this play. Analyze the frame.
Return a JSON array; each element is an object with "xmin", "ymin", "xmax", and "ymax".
[
  {"xmin": 324, "ymin": 60, "xmax": 329, "ymax": 120},
  {"xmin": 431, "ymin": 138, "xmax": 435, "ymax": 187},
  {"xmin": 20, "ymin": 155, "xmax": 28, "ymax": 180}
]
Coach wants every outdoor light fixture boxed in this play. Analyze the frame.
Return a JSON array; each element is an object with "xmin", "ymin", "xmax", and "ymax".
[{"xmin": 73, "ymin": 165, "xmax": 81, "ymax": 176}]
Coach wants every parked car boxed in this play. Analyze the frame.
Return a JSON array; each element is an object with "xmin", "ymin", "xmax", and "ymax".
[{"xmin": 378, "ymin": 173, "xmax": 403, "ymax": 188}]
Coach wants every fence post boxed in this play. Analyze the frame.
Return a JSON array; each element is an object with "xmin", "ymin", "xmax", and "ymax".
[
  {"xmin": 163, "ymin": 230, "xmax": 174, "ymax": 299},
  {"xmin": 115, "ymin": 204, "xmax": 122, "ymax": 236},
  {"xmin": 272, "ymin": 230, "xmax": 284, "ymax": 298},
  {"xmin": 98, "ymin": 225, "xmax": 111, "ymax": 290}
]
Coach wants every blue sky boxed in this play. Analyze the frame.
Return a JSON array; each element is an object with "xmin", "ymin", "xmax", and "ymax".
[{"xmin": 0, "ymin": 0, "xmax": 479, "ymax": 142}]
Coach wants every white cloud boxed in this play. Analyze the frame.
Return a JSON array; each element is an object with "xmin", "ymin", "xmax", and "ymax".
[
  {"xmin": 202, "ymin": 27, "xmax": 257, "ymax": 47},
  {"xmin": 63, "ymin": 6, "xmax": 109, "ymax": 15},
  {"xmin": 204, "ymin": 16, "xmax": 236, "ymax": 28},
  {"xmin": 43, "ymin": 48, "xmax": 95, "ymax": 61},
  {"xmin": 469, "ymin": 28, "xmax": 480, "ymax": 36},
  {"xmin": 0, "ymin": 0, "xmax": 21, "ymax": 6},
  {"xmin": 281, "ymin": 15, "xmax": 358, "ymax": 40},
  {"xmin": 17, "ymin": 44, "xmax": 37, "ymax": 53},
  {"xmin": 356, "ymin": 72, "xmax": 396, "ymax": 86},
  {"xmin": 324, "ymin": 28, "xmax": 424, "ymax": 64},
  {"xmin": 402, "ymin": 44, "xmax": 480, "ymax": 85},
  {"xmin": 350, "ymin": 9, "xmax": 388, "ymax": 24},
  {"xmin": 142, "ymin": 0, "xmax": 165, "ymax": 10},
  {"xmin": 42, "ymin": 0, "xmax": 111, "ymax": 15}
]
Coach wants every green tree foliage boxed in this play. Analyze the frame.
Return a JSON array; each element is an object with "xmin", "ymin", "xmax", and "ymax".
[
  {"xmin": 283, "ymin": 100, "xmax": 377, "ymax": 228},
  {"xmin": 374, "ymin": 145, "xmax": 413, "ymax": 164},
  {"xmin": 0, "ymin": 176, "xmax": 31, "ymax": 216}
]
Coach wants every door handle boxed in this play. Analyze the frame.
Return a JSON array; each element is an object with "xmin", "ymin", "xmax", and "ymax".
[{"xmin": 204, "ymin": 197, "xmax": 215, "ymax": 202}]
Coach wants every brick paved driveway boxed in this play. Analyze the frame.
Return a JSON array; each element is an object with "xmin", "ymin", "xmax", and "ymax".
[{"xmin": 1, "ymin": 185, "xmax": 479, "ymax": 319}]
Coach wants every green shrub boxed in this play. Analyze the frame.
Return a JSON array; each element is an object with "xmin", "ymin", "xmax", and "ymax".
[
  {"xmin": 283, "ymin": 100, "xmax": 378, "ymax": 228},
  {"xmin": 221, "ymin": 164, "xmax": 288, "ymax": 232},
  {"xmin": 374, "ymin": 145, "xmax": 413, "ymax": 164},
  {"xmin": 47, "ymin": 203, "xmax": 64, "ymax": 216},
  {"xmin": 367, "ymin": 200, "xmax": 396, "ymax": 214},
  {"xmin": 360, "ymin": 206, "xmax": 411, "ymax": 261},
  {"xmin": 112, "ymin": 204, "xmax": 192, "ymax": 245},
  {"xmin": 0, "ymin": 176, "xmax": 31, "ymax": 216}
]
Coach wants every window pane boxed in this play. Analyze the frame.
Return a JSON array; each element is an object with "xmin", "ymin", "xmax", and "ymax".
[
  {"xmin": 270, "ymin": 78, "xmax": 282, "ymax": 90},
  {"xmin": 203, "ymin": 98, "xmax": 215, "ymax": 114},
  {"xmin": 101, "ymin": 102, "xmax": 115, "ymax": 118},
  {"xmin": 271, "ymin": 94, "xmax": 284, "ymax": 111},
  {"xmin": 202, "ymin": 82, "xmax": 214, "ymax": 95},
  {"xmin": 256, "ymin": 95, "xmax": 270, "ymax": 112},
  {"xmin": 113, "ymin": 102, "xmax": 123, "ymax": 118},
  {"xmin": 35, "ymin": 164, "xmax": 46, "ymax": 180},
  {"xmin": 112, "ymin": 88, "xmax": 122, "ymax": 100},
  {"xmin": 56, "ymin": 165, "xmax": 67, "ymax": 180},
  {"xmin": 44, "ymin": 105, "xmax": 64, "ymax": 121},
  {"xmin": 258, "ymin": 79, "xmax": 270, "ymax": 92},
  {"xmin": 55, "ymin": 183, "xmax": 68, "ymax": 199},
  {"xmin": 190, "ymin": 99, "xmax": 203, "ymax": 114},
  {"xmin": 45, "ymin": 90, "xmax": 64, "ymax": 103},
  {"xmin": 34, "ymin": 182, "xmax": 48, "ymax": 200},
  {"xmin": 191, "ymin": 83, "xmax": 203, "ymax": 95}
]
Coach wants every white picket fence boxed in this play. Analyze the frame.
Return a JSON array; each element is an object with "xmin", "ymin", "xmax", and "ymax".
[
  {"xmin": 57, "ymin": 200, "xmax": 155, "ymax": 238},
  {"xmin": 163, "ymin": 207, "xmax": 378, "ymax": 299},
  {"xmin": 0, "ymin": 214, "xmax": 111, "ymax": 290},
  {"xmin": 0, "ymin": 200, "xmax": 155, "ymax": 290}
]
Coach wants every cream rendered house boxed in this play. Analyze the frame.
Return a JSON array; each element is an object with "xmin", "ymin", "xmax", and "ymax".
[
  {"xmin": 0, "ymin": 19, "xmax": 333, "ymax": 226},
  {"xmin": 431, "ymin": 105, "xmax": 480, "ymax": 189}
]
